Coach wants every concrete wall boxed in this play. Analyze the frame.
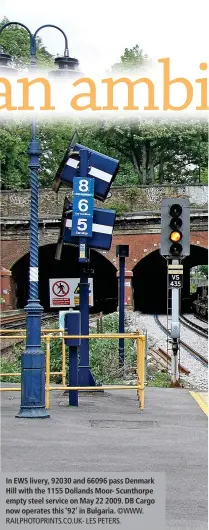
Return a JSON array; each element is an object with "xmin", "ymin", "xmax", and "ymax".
[{"xmin": 1, "ymin": 185, "xmax": 208, "ymax": 218}]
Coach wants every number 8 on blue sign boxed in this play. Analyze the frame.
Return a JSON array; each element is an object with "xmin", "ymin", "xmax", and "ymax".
[{"xmin": 73, "ymin": 177, "xmax": 94, "ymax": 197}]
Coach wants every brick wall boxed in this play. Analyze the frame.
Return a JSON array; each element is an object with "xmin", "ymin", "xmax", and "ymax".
[
  {"xmin": 1, "ymin": 231, "xmax": 208, "ymax": 271},
  {"xmin": 0, "ymin": 267, "xmax": 12, "ymax": 310}
]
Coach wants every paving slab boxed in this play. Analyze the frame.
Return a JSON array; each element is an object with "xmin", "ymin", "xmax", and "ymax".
[{"xmin": 1, "ymin": 386, "xmax": 208, "ymax": 530}]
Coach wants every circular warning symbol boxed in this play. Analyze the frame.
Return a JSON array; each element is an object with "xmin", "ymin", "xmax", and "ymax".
[{"xmin": 52, "ymin": 281, "xmax": 69, "ymax": 297}]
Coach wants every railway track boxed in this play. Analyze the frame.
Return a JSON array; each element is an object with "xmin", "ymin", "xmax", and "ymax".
[
  {"xmin": 194, "ymin": 314, "xmax": 208, "ymax": 325},
  {"xmin": 0, "ymin": 313, "xmax": 26, "ymax": 329},
  {"xmin": 180, "ymin": 315, "xmax": 208, "ymax": 339},
  {"xmin": 0, "ymin": 311, "xmax": 102, "ymax": 330},
  {"xmin": 150, "ymin": 346, "xmax": 190, "ymax": 375},
  {"xmin": 0, "ymin": 312, "xmax": 58, "ymax": 330},
  {"xmin": 0, "ymin": 312, "xmax": 59, "ymax": 354},
  {"xmin": 154, "ymin": 315, "xmax": 208, "ymax": 368},
  {"xmin": 0, "ymin": 312, "xmax": 104, "ymax": 354}
]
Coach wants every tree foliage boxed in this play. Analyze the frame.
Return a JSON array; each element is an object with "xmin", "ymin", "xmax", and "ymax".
[
  {"xmin": 112, "ymin": 44, "xmax": 149, "ymax": 72},
  {"xmin": 0, "ymin": 28, "xmax": 208, "ymax": 190},
  {"xmin": 0, "ymin": 17, "xmax": 54, "ymax": 68},
  {"xmin": 199, "ymin": 265, "xmax": 208, "ymax": 279}
]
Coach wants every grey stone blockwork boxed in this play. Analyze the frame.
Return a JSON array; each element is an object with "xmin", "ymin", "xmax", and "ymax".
[{"xmin": 1, "ymin": 185, "xmax": 208, "ymax": 218}]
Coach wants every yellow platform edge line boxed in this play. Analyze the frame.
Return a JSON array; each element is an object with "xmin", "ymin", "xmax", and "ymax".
[{"xmin": 190, "ymin": 391, "xmax": 208, "ymax": 417}]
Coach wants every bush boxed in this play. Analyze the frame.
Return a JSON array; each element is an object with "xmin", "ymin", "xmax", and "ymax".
[
  {"xmin": 0, "ymin": 346, "xmax": 22, "ymax": 383},
  {"xmin": 89, "ymin": 313, "xmax": 136, "ymax": 384}
]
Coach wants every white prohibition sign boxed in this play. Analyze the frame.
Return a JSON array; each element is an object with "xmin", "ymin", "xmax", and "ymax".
[
  {"xmin": 52, "ymin": 281, "xmax": 69, "ymax": 297},
  {"xmin": 78, "ymin": 199, "xmax": 88, "ymax": 212}
]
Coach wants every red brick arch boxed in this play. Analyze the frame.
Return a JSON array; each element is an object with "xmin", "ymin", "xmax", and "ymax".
[
  {"xmin": 108, "ymin": 232, "xmax": 208, "ymax": 271},
  {"xmin": 1, "ymin": 231, "xmax": 208, "ymax": 272},
  {"xmin": 1, "ymin": 230, "xmax": 208, "ymax": 310}
]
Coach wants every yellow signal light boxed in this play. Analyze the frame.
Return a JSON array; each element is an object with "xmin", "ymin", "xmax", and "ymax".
[{"xmin": 170, "ymin": 231, "xmax": 182, "ymax": 242}]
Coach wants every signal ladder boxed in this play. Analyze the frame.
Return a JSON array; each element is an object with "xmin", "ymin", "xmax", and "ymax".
[{"xmin": 166, "ymin": 262, "xmax": 182, "ymax": 381}]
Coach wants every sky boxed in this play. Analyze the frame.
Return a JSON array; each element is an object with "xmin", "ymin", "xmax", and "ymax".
[{"xmin": 0, "ymin": 0, "xmax": 208, "ymax": 73}]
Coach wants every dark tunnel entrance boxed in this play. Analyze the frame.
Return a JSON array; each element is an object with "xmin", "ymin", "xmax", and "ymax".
[
  {"xmin": 133, "ymin": 250, "xmax": 167, "ymax": 314},
  {"xmin": 133, "ymin": 245, "xmax": 208, "ymax": 314},
  {"xmin": 11, "ymin": 244, "xmax": 118, "ymax": 313}
]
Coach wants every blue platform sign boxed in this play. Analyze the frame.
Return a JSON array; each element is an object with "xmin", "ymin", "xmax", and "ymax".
[
  {"xmin": 64, "ymin": 207, "xmax": 116, "ymax": 251},
  {"xmin": 73, "ymin": 177, "xmax": 94, "ymax": 197},
  {"xmin": 72, "ymin": 196, "xmax": 94, "ymax": 217},
  {"xmin": 71, "ymin": 216, "xmax": 93, "ymax": 237},
  {"xmin": 71, "ymin": 176, "xmax": 94, "ymax": 238}
]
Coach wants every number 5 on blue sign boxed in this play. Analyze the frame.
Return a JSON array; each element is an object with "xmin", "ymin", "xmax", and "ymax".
[{"xmin": 71, "ymin": 216, "xmax": 93, "ymax": 237}]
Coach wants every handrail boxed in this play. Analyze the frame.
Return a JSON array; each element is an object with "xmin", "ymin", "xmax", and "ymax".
[{"xmin": 0, "ymin": 332, "xmax": 145, "ymax": 410}]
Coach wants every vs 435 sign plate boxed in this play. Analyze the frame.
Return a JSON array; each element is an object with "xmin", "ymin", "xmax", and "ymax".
[
  {"xmin": 168, "ymin": 273, "xmax": 183, "ymax": 288},
  {"xmin": 168, "ymin": 264, "xmax": 183, "ymax": 288}
]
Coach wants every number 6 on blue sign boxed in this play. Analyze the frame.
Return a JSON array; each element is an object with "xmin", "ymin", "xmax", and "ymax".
[{"xmin": 73, "ymin": 196, "xmax": 94, "ymax": 217}]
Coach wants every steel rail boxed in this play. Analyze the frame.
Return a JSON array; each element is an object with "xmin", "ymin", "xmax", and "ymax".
[
  {"xmin": 180, "ymin": 315, "xmax": 208, "ymax": 339},
  {"xmin": 0, "ymin": 313, "xmax": 57, "ymax": 329},
  {"xmin": 154, "ymin": 315, "xmax": 208, "ymax": 368}
]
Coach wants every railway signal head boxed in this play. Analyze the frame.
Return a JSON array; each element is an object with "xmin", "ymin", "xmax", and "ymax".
[{"xmin": 160, "ymin": 198, "xmax": 190, "ymax": 258}]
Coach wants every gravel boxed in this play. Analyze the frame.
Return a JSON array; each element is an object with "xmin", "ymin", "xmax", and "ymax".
[{"xmin": 125, "ymin": 311, "xmax": 208, "ymax": 391}]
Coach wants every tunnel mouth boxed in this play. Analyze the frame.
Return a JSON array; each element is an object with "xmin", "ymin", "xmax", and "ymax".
[
  {"xmin": 11, "ymin": 244, "xmax": 118, "ymax": 314},
  {"xmin": 133, "ymin": 245, "xmax": 208, "ymax": 315},
  {"xmin": 133, "ymin": 250, "xmax": 167, "ymax": 314}
]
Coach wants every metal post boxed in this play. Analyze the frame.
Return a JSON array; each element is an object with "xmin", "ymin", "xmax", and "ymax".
[
  {"xmin": 100, "ymin": 312, "xmax": 103, "ymax": 334},
  {"xmin": 119, "ymin": 256, "xmax": 125, "ymax": 367},
  {"xmin": 16, "ymin": 117, "xmax": 49, "ymax": 418},
  {"xmin": 79, "ymin": 265, "xmax": 96, "ymax": 386},
  {"xmin": 140, "ymin": 337, "xmax": 145, "ymax": 410},
  {"xmin": 170, "ymin": 259, "xmax": 180, "ymax": 386},
  {"xmin": 79, "ymin": 267, "xmax": 90, "ymax": 385},
  {"xmin": 145, "ymin": 329, "xmax": 148, "ymax": 382},
  {"xmin": 136, "ymin": 336, "xmax": 145, "ymax": 410},
  {"xmin": 0, "ymin": 20, "xmax": 70, "ymax": 419},
  {"xmin": 65, "ymin": 311, "xmax": 80, "ymax": 406},
  {"xmin": 62, "ymin": 337, "xmax": 66, "ymax": 386},
  {"xmin": 77, "ymin": 149, "xmax": 96, "ymax": 388},
  {"xmin": 69, "ymin": 346, "xmax": 78, "ymax": 406},
  {"xmin": 45, "ymin": 336, "xmax": 50, "ymax": 410}
]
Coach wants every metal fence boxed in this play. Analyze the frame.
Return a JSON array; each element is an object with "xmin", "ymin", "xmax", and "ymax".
[{"xmin": 0, "ymin": 329, "xmax": 145, "ymax": 410}]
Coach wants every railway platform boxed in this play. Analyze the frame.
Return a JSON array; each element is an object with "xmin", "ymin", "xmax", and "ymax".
[{"xmin": 1, "ymin": 386, "xmax": 208, "ymax": 530}]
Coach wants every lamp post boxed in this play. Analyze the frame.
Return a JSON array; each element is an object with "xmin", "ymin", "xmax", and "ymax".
[
  {"xmin": 116, "ymin": 245, "xmax": 129, "ymax": 367},
  {"xmin": 0, "ymin": 21, "xmax": 78, "ymax": 418}
]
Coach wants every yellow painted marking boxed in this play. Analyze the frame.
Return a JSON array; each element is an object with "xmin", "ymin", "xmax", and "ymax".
[
  {"xmin": 190, "ymin": 391, "xmax": 208, "ymax": 417},
  {"xmin": 168, "ymin": 270, "xmax": 183, "ymax": 274},
  {"xmin": 197, "ymin": 392, "xmax": 208, "ymax": 405}
]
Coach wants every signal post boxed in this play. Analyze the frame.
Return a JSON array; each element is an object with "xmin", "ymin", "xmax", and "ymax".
[{"xmin": 160, "ymin": 198, "xmax": 190, "ymax": 385}]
